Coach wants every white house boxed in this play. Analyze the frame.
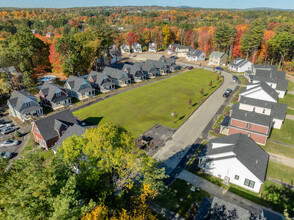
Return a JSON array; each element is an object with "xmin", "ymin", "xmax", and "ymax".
[
  {"xmin": 148, "ymin": 42, "xmax": 157, "ymax": 52},
  {"xmin": 186, "ymin": 49, "xmax": 205, "ymax": 61},
  {"xmin": 121, "ymin": 44, "xmax": 131, "ymax": 54},
  {"xmin": 238, "ymin": 82, "xmax": 279, "ymax": 103},
  {"xmin": 229, "ymin": 58, "xmax": 252, "ymax": 72},
  {"xmin": 208, "ymin": 51, "xmax": 228, "ymax": 66},
  {"xmin": 65, "ymin": 76, "xmax": 95, "ymax": 100},
  {"xmin": 198, "ymin": 133, "xmax": 269, "ymax": 193},
  {"xmin": 132, "ymin": 43, "xmax": 142, "ymax": 53}
]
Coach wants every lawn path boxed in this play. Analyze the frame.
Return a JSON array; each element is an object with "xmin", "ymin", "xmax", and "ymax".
[{"xmin": 269, "ymin": 153, "xmax": 294, "ymax": 168}]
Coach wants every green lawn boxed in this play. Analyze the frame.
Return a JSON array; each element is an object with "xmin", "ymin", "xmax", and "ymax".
[
  {"xmin": 155, "ymin": 179, "xmax": 210, "ymax": 218},
  {"xmin": 262, "ymin": 141, "xmax": 294, "ymax": 158},
  {"xmin": 74, "ymin": 69, "xmax": 221, "ymax": 137},
  {"xmin": 230, "ymin": 86, "xmax": 243, "ymax": 104},
  {"xmin": 279, "ymin": 93, "xmax": 294, "ymax": 109},
  {"xmin": 270, "ymin": 119, "xmax": 294, "ymax": 145},
  {"xmin": 287, "ymin": 108, "xmax": 294, "ymax": 115},
  {"xmin": 267, "ymin": 161, "xmax": 294, "ymax": 184},
  {"xmin": 288, "ymin": 80, "xmax": 294, "ymax": 92}
]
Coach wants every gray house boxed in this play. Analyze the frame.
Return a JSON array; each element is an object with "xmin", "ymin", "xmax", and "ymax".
[
  {"xmin": 186, "ymin": 49, "xmax": 205, "ymax": 61},
  {"xmin": 103, "ymin": 67, "xmax": 131, "ymax": 87},
  {"xmin": 132, "ymin": 43, "xmax": 142, "ymax": 53},
  {"xmin": 40, "ymin": 82, "xmax": 72, "ymax": 110},
  {"xmin": 141, "ymin": 61, "xmax": 160, "ymax": 78},
  {"xmin": 88, "ymin": 71, "xmax": 115, "ymax": 93},
  {"xmin": 121, "ymin": 44, "xmax": 131, "ymax": 54},
  {"xmin": 159, "ymin": 56, "xmax": 181, "ymax": 72},
  {"xmin": 65, "ymin": 75, "xmax": 95, "ymax": 100},
  {"xmin": 209, "ymin": 51, "xmax": 228, "ymax": 66},
  {"xmin": 148, "ymin": 60, "xmax": 170, "ymax": 75},
  {"xmin": 8, "ymin": 90, "xmax": 43, "ymax": 121},
  {"xmin": 122, "ymin": 63, "xmax": 147, "ymax": 82}
]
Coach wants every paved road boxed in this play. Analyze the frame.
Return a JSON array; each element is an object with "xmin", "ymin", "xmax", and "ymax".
[
  {"xmin": 153, "ymin": 65, "xmax": 237, "ymax": 173},
  {"xmin": 178, "ymin": 170, "xmax": 265, "ymax": 215},
  {"xmin": 269, "ymin": 153, "xmax": 294, "ymax": 168}
]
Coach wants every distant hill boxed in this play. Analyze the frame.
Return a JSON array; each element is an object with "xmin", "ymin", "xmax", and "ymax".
[{"xmin": 244, "ymin": 7, "xmax": 294, "ymax": 11}]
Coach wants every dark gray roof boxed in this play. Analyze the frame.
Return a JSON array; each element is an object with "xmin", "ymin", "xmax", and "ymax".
[
  {"xmin": 253, "ymin": 65, "xmax": 277, "ymax": 71},
  {"xmin": 205, "ymin": 133, "xmax": 269, "ymax": 181},
  {"xmin": 103, "ymin": 66, "xmax": 129, "ymax": 80},
  {"xmin": 8, "ymin": 90, "xmax": 41, "ymax": 114},
  {"xmin": 241, "ymin": 82, "xmax": 279, "ymax": 102},
  {"xmin": 210, "ymin": 51, "xmax": 227, "ymax": 58},
  {"xmin": 262, "ymin": 209, "xmax": 286, "ymax": 220},
  {"xmin": 220, "ymin": 116, "xmax": 231, "ymax": 127},
  {"xmin": 231, "ymin": 104, "xmax": 273, "ymax": 128},
  {"xmin": 66, "ymin": 75, "xmax": 92, "ymax": 93},
  {"xmin": 187, "ymin": 49, "xmax": 204, "ymax": 57},
  {"xmin": 40, "ymin": 82, "xmax": 70, "ymax": 104},
  {"xmin": 34, "ymin": 109, "xmax": 77, "ymax": 142},
  {"xmin": 146, "ymin": 59, "xmax": 169, "ymax": 71},
  {"xmin": 239, "ymin": 97, "xmax": 287, "ymax": 120},
  {"xmin": 194, "ymin": 197, "xmax": 212, "ymax": 220},
  {"xmin": 88, "ymin": 71, "xmax": 111, "ymax": 85},
  {"xmin": 229, "ymin": 58, "xmax": 251, "ymax": 68},
  {"xmin": 121, "ymin": 44, "xmax": 130, "ymax": 51},
  {"xmin": 51, "ymin": 124, "xmax": 86, "ymax": 152},
  {"xmin": 159, "ymin": 56, "xmax": 176, "ymax": 66}
]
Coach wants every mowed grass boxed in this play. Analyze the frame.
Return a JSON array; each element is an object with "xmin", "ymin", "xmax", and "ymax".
[
  {"xmin": 279, "ymin": 93, "xmax": 294, "ymax": 109},
  {"xmin": 270, "ymin": 119, "xmax": 294, "ymax": 145},
  {"xmin": 267, "ymin": 161, "xmax": 294, "ymax": 184},
  {"xmin": 74, "ymin": 69, "xmax": 220, "ymax": 137},
  {"xmin": 262, "ymin": 141, "xmax": 294, "ymax": 158}
]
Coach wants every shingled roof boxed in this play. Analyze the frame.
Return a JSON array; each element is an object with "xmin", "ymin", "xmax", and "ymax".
[
  {"xmin": 66, "ymin": 75, "xmax": 92, "ymax": 93},
  {"xmin": 88, "ymin": 71, "xmax": 111, "ymax": 85},
  {"xmin": 103, "ymin": 66, "xmax": 129, "ymax": 80},
  {"xmin": 205, "ymin": 133, "xmax": 269, "ymax": 182},
  {"xmin": 8, "ymin": 90, "xmax": 41, "ymax": 114},
  {"xmin": 210, "ymin": 51, "xmax": 226, "ymax": 58},
  {"xmin": 229, "ymin": 58, "xmax": 251, "ymax": 68},
  {"xmin": 40, "ymin": 82, "xmax": 70, "ymax": 104},
  {"xmin": 187, "ymin": 49, "xmax": 204, "ymax": 57},
  {"xmin": 33, "ymin": 109, "xmax": 77, "ymax": 142}
]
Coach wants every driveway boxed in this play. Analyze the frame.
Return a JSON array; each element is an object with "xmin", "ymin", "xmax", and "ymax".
[
  {"xmin": 178, "ymin": 170, "xmax": 265, "ymax": 215},
  {"xmin": 153, "ymin": 64, "xmax": 237, "ymax": 173}
]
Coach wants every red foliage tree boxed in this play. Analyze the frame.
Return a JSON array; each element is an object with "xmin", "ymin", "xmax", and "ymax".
[
  {"xmin": 232, "ymin": 24, "xmax": 249, "ymax": 58},
  {"xmin": 185, "ymin": 30, "xmax": 196, "ymax": 47},
  {"xmin": 125, "ymin": 32, "xmax": 139, "ymax": 46},
  {"xmin": 49, "ymin": 41, "xmax": 62, "ymax": 73}
]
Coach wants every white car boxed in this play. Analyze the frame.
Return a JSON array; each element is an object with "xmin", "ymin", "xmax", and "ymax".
[
  {"xmin": 1, "ymin": 140, "xmax": 20, "ymax": 147},
  {"xmin": 0, "ymin": 124, "xmax": 12, "ymax": 129},
  {"xmin": 0, "ymin": 151, "xmax": 12, "ymax": 159},
  {"xmin": 1, "ymin": 126, "xmax": 16, "ymax": 135}
]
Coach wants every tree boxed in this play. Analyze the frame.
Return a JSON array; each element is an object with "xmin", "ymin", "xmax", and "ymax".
[
  {"xmin": 0, "ymin": 72, "xmax": 10, "ymax": 95},
  {"xmin": 200, "ymin": 88, "xmax": 204, "ymax": 95},
  {"xmin": 126, "ymin": 32, "xmax": 139, "ymax": 47},
  {"xmin": 189, "ymin": 98, "xmax": 192, "ymax": 108},
  {"xmin": 21, "ymin": 71, "xmax": 36, "ymax": 93},
  {"xmin": 49, "ymin": 41, "xmax": 63, "ymax": 73},
  {"xmin": 185, "ymin": 30, "xmax": 197, "ymax": 48},
  {"xmin": 162, "ymin": 25, "xmax": 171, "ymax": 46},
  {"xmin": 214, "ymin": 23, "xmax": 234, "ymax": 52}
]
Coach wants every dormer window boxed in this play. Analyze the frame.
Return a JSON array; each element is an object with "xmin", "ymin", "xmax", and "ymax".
[
  {"xmin": 56, "ymin": 92, "xmax": 61, "ymax": 97},
  {"xmin": 25, "ymin": 102, "xmax": 31, "ymax": 107}
]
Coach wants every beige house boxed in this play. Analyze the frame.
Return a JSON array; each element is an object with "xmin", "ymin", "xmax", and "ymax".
[{"xmin": 209, "ymin": 51, "xmax": 228, "ymax": 66}]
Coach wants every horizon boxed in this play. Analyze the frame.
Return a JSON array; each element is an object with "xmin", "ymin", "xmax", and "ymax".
[{"xmin": 0, "ymin": 0, "xmax": 294, "ymax": 10}]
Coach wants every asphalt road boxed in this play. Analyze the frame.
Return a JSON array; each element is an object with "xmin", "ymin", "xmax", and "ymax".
[{"xmin": 153, "ymin": 65, "xmax": 237, "ymax": 173}]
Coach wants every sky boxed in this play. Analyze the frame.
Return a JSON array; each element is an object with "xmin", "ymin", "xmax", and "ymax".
[{"xmin": 0, "ymin": 0, "xmax": 293, "ymax": 9}]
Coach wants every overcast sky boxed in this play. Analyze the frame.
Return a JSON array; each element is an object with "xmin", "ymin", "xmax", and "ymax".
[{"xmin": 0, "ymin": 0, "xmax": 293, "ymax": 9}]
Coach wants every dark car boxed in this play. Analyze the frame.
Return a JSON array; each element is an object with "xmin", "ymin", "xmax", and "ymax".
[
  {"xmin": 223, "ymin": 92, "xmax": 230, "ymax": 98},
  {"xmin": 170, "ymin": 56, "xmax": 177, "ymax": 59},
  {"xmin": 233, "ymin": 76, "xmax": 238, "ymax": 82},
  {"xmin": 187, "ymin": 66, "xmax": 194, "ymax": 70},
  {"xmin": 226, "ymin": 88, "xmax": 233, "ymax": 93},
  {"xmin": 216, "ymin": 67, "xmax": 224, "ymax": 70}
]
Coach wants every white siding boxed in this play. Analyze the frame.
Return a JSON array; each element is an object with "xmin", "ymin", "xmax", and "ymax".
[
  {"xmin": 239, "ymin": 89, "xmax": 277, "ymax": 103},
  {"xmin": 205, "ymin": 157, "xmax": 263, "ymax": 193},
  {"xmin": 273, "ymin": 118, "xmax": 283, "ymax": 129},
  {"xmin": 239, "ymin": 103, "xmax": 271, "ymax": 115}
]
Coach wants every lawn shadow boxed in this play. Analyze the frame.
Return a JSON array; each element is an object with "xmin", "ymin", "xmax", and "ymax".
[
  {"xmin": 178, "ymin": 115, "xmax": 185, "ymax": 120},
  {"xmin": 192, "ymin": 102, "xmax": 198, "ymax": 107},
  {"xmin": 203, "ymin": 93, "xmax": 209, "ymax": 97},
  {"xmin": 83, "ymin": 117, "xmax": 104, "ymax": 126}
]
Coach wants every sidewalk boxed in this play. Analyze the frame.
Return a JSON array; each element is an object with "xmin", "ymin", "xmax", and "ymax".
[{"xmin": 178, "ymin": 170, "xmax": 265, "ymax": 215}]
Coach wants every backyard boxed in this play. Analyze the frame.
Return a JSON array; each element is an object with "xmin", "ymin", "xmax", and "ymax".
[
  {"xmin": 269, "ymin": 119, "xmax": 294, "ymax": 145},
  {"xmin": 74, "ymin": 69, "xmax": 221, "ymax": 137}
]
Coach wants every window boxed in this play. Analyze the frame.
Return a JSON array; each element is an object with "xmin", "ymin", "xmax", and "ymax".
[
  {"xmin": 56, "ymin": 92, "xmax": 61, "ymax": 97},
  {"xmin": 263, "ymin": 109, "xmax": 266, "ymax": 113},
  {"xmin": 244, "ymin": 179, "xmax": 255, "ymax": 188},
  {"xmin": 253, "ymin": 107, "xmax": 255, "ymax": 112},
  {"xmin": 25, "ymin": 102, "xmax": 30, "ymax": 107},
  {"xmin": 247, "ymin": 133, "xmax": 251, "ymax": 138},
  {"xmin": 234, "ymin": 175, "xmax": 239, "ymax": 180},
  {"xmin": 246, "ymin": 123, "xmax": 251, "ymax": 129}
]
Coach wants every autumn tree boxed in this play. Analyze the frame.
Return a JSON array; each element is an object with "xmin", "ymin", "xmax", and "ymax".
[
  {"xmin": 126, "ymin": 32, "xmax": 139, "ymax": 46},
  {"xmin": 162, "ymin": 25, "xmax": 171, "ymax": 46},
  {"xmin": 185, "ymin": 29, "xmax": 197, "ymax": 48}
]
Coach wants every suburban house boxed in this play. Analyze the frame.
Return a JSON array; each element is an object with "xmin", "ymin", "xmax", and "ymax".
[
  {"xmin": 186, "ymin": 49, "xmax": 206, "ymax": 61},
  {"xmin": 228, "ymin": 104, "xmax": 273, "ymax": 145},
  {"xmin": 148, "ymin": 42, "xmax": 157, "ymax": 52},
  {"xmin": 87, "ymin": 71, "xmax": 115, "ymax": 93},
  {"xmin": 39, "ymin": 82, "xmax": 72, "ymax": 110},
  {"xmin": 195, "ymin": 196, "xmax": 264, "ymax": 220},
  {"xmin": 109, "ymin": 45, "xmax": 121, "ymax": 64},
  {"xmin": 31, "ymin": 109, "xmax": 78, "ymax": 149},
  {"xmin": 103, "ymin": 66, "xmax": 131, "ymax": 87},
  {"xmin": 51, "ymin": 124, "xmax": 86, "ymax": 154},
  {"xmin": 141, "ymin": 61, "xmax": 160, "ymax": 78},
  {"xmin": 65, "ymin": 75, "xmax": 95, "ymax": 100},
  {"xmin": 175, "ymin": 46, "xmax": 191, "ymax": 57},
  {"xmin": 122, "ymin": 63, "xmax": 147, "ymax": 82},
  {"xmin": 198, "ymin": 133, "xmax": 269, "ymax": 193},
  {"xmin": 8, "ymin": 90, "xmax": 43, "ymax": 121},
  {"xmin": 166, "ymin": 44, "xmax": 180, "ymax": 55},
  {"xmin": 121, "ymin": 44, "xmax": 131, "ymax": 54},
  {"xmin": 159, "ymin": 56, "xmax": 181, "ymax": 72},
  {"xmin": 149, "ymin": 60, "xmax": 170, "ymax": 75},
  {"xmin": 208, "ymin": 51, "xmax": 228, "ymax": 66},
  {"xmin": 238, "ymin": 82, "xmax": 279, "ymax": 103},
  {"xmin": 132, "ymin": 43, "xmax": 142, "ymax": 53},
  {"xmin": 246, "ymin": 65, "xmax": 288, "ymax": 98},
  {"xmin": 228, "ymin": 58, "xmax": 252, "ymax": 72},
  {"xmin": 46, "ymin": 32, "xmax": 55, "ymax": 38}
]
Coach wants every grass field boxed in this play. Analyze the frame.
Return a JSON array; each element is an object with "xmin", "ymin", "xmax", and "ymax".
[
  {"xmin": 270, "ymin": 119, "xmax": 294, "ymax": 145},
  {"xmin": 288, "ymin": 80, "xmax": 294, "ymax": 92},
  {"xmin": 279, "ymin": 93, "xmax": 294, "ymax": 109},
  {"xmin": 74, "ymin": 69, "xmax": 221, "ymax": 137},
  {"xmin": 262, "ymin": 141, "xmax": 294, "ymax": 158},
  {"xmin": 267, "ymin": 161, "xmax": 294, "ymax": 184},
  {"xmin": 287, "ymin": 108, "xmax": 294, "ymax": 115}
]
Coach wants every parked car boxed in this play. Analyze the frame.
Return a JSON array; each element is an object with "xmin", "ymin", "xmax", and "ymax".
[
  {"xmin": 0, "ymin": 151, "xmax": 12, "ymax": 159},
  {"xmin": 216, "ymin": 67, "xmax": 224, "ymax": 70},
  {"xmin": 187, "ymin": 66, "xmax": 194, "ymax": 70},
  {"xmin": 1, "ymin": 126, "xmax": 16, "ymax": 135},
  {"xmin": 170, "ymin": 56, "xmax": 177, "ymax": 59},
  {"xmin": 223, "ymin": 92, "xmax": 230, "ymax": 98},
  {"xmin": 233, "ymin": 76, "xmax": 238, "ymax": 82},
  {"xmin": 0, "ymin": 123, "xmax": 12, "ymax": 129},
  {"xmin": 183, "ymin": 65, "xmax": 189, "ymax": 69},
  {"xmin": 1, "ymin": 140, "xmax": 20, "ymax": 147},
  {"xmin": 226, "ymin": 88, "xmax": 233, "ymax": 94}
]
